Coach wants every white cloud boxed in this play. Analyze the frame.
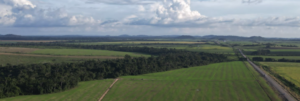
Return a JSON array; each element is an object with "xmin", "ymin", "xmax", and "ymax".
[{"xmin": 0, "ymin": 0, "xmax": 102, "ymax": 27}]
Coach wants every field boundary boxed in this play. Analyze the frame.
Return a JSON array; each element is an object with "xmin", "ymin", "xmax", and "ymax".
[
  {"xmin": 98, "ymin": 78, "xmax": 119, "ymax": 101},
  {"xmin": 239, "ymin": 49, "xmax": 297, "ymax": 101},
  {"xmin": 243, "ymin": 61, "xmax": 280, "ymax": 101}
]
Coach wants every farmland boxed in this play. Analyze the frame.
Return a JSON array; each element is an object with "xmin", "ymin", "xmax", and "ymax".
[
  {"xmin": 103, "ymin": 61, "xmax": 280, "ymax": 101},
  {"xmin": 0, "ymin": 79, "xmax": 114, "ymax": 101},
  {"xmin": 30, "ymin": 49, "xmax": 151, "ymax": 57},
  {"xmin": 70, "ymin": 41, "xmax": 205, "ymax": 45},
  {"xmin": 259, "ymin": 62, "xmax": 300, "ymax": 87}
]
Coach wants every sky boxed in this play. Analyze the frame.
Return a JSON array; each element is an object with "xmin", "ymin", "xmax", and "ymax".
[{"xmin": 0, "ymin": 0, "xmax": 300, "ymax": 37}]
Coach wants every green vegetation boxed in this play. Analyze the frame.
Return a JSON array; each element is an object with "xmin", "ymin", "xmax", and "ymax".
[
  {"xmin": 31, "ymin": 49, "xmax": 151, "ymax": 57},
  {"xmin": 103, "ymin": 61, "xmax": 280, "ymax": 101},
  {"xmin": 0, "ymin": 55, "xmax": 90, "ymax": 66},
  {"xmin": 248, "ymin": 55, "xmax": 300, "ymax": 60},
  {"xmin": 260, "ymin": 62, "xmax": 300, "ymax": 87},
  {"xmin": 0, "ymin": 79, "xmax": 114, "ymax": 101},
  {"xmin": 71, "ymin": 41, "xmax": 203, "ymax": 45}
]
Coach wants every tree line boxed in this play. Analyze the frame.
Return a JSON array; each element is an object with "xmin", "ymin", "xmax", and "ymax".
[{"xmin": 0, "ymin": 48, "xmax": 228, "ymax": 98}]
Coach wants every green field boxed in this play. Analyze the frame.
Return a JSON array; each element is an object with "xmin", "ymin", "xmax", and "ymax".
[
  {"xmin": 31, "ymin": 49, "xmax": 150, "ymax": 57},
  {"xmin": 0, "ymin": 79, "xmax": 114, "ymax": 101},
  {"xmin": 260, "ymin": 62, "xmax": 300, "ymax": 87},
  {"xmin": 71, "ymin": 41, "xmax": 203, "ymax": 45},
  {"xmin": 0, "ymin": 55, "xmax": 89, "ymax": 65},
  {"xmin": 103, "ymin": 61, "xmax": 280, "ymax": 101}
]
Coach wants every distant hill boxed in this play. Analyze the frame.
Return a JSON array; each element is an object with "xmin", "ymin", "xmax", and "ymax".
[
  {"xmin": 176, "ymin": 35, "xmax": 195, "ymax": 39},
  {"xmin": 4, "ymin": 34, "xmax": 21, "ymax": 37}
]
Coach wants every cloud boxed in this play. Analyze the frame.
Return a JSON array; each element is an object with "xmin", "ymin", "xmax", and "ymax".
[
  {"xmin": 0, "ymin": 0, "xmax": 103, "ymax": 27},
  {"xmin": 124, "ymin": 0, "xmax": 300, "ymax": 28},
  {"xmin": 84, "ymin": 0, "xmax": 157, "ymax": 5}
]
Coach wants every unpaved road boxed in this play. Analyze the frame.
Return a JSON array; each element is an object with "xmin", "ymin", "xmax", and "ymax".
[
  {"xmin": 239, "ymin": 49, "xmax": 297, "ymax": 101},
  {"xmin": 98, "ymin": 78, "xmax": 119, "ymax": 101}
]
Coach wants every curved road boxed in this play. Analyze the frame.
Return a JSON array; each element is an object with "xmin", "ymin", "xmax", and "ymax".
[{"xmin": 239, "ymin": 49, "xmax": 297, "ymax": 101}]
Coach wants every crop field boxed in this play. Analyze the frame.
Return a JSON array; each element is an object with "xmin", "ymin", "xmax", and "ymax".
[
  {"xmin": 0, "ymin": 40, "xmax": 60, "ymax": 43},
  {"xmin": 71, "ymin": 41, "xmax": 204, "ymax": 45},
  {"xmin": 31, "ymin": 49, "xmax": 151, "ymax": 57},
  {"xmin": 260, "ymin": 62, "xmax": 300, "ymax": 87},
  {"xmin": 103, "ymin": 61, "xmax": 280, "ymax": 101},
  {"xmin": 0, "ymin": 79, "xmax": 114, "ymax": 101},
  {"xmin": 0, "ymin": 54, "xmax": 115, "ymax": 65}
]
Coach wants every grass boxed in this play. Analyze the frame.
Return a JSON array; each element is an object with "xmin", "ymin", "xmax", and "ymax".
[
  {"xmin": 0, "ymin": 47, "xmax": 39, "ymax": 53},
  {"xmin": 0, "ymin": 79, "xmax": 114, "ymax": 101},
  {"xmin": 31, "ymin": 49, "xmax": 151, "ymax": 57},
  {"xmin": 0, "ymin": 54, "xmax": 94, "ymax": 66},
  {"xmin": 103, "ymin": 61, "xmax": 280, "ymax": 101},
  {"xmin": 259, "ymin": 62, "xmax": 300, "ymax": 87},
  {"xmin": 71, "ymin": 41, "xmax": 204, "ymax": 45}
]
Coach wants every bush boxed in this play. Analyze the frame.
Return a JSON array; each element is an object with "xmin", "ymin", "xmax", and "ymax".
[
  {"xmin": 265, "ymin": 58, "xmax": 276, "ymax": 62},
  {"xmin": 252, "ymin": 57, "xmax": 264, "ymax": 61}
]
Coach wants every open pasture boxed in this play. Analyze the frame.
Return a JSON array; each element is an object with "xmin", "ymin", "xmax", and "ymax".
[
  {"xmin": 0, "ymin": 40, "xmax": 60, "ymax": 43},
  {"xmin": 71, "ymin": 41, "xmax": 205, "ymax": 45},
  {"xmin": 31, "ymin": 49, "xmax": 151, "ymax": 57},
  {"xmin": 0, "ymin": 54, "xmax": 118, "ymax": 66},
  {"xmin": 0, "ymin": 79, "xmax": 114, "ymax": 101},
  {"xmin": 0, "ymin": 47, "xmax": 39, "ymax": 53},
  {"xmin": 260, "ymin": 62, "xmax": 300, "ymax": 87},
  {"xmin": 103, "ymin": 61, "xmax": 280, "ymax": 101}
]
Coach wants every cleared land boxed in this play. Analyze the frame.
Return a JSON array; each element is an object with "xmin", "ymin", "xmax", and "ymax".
[
  {"xmin": 0, "ymin": 79, "xmax": 114, "ymax": 101},
  {"xmin": 103, "ymin": 61, "xmax": 280, "ymax": 101},
  {"xmin": 31, "ymin": 49, "xmax": 151, "ymax": 57},
  {"xmin": 260, "ymin": 62, "xmax": 300, "ymax": 87}
]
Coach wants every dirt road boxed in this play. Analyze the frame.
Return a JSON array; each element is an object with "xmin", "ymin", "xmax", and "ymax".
[
  {"xmin": 98, "ymin": 78, "xmax": 119, "ymax": 101},
  {"xmin": 239, "ymin": 49, "xmax": 297, "ymax": 101}
]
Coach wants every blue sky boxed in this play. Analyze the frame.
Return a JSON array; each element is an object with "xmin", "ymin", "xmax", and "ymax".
[{"xmin": 0, "ymin": 0, "xmax": 300, "ymax": 37}]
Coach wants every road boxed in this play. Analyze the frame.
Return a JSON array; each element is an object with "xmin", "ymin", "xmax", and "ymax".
[
  {"xmin": 98, "ymin": 78, "xmax": 119, "ymax": 101},
  {"xmin": 239, "ymin": 49, "xmax": 297, "ymax": 101}
]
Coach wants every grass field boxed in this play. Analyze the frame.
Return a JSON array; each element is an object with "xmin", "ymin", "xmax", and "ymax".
[
  {"xmin": 0, "ymin": 40, "xmax": 60, "ymax": 43},
  {"xmin": 260, "ymin": 62, "xmax": 300, "ymax": 87},
  {"xmin": 0, "ymin": 47, "xmax": 39, "ymax": 53},
  {"xmin": 0, "ymin": 79, "xmax": 114, "ymax": 101},
  {"xmin": 71, "ymin": 41, "xmax": 204, "ymax": 45},
  {"xmin": 31, "ymin": 49, "xmax": 151, "ymax": 57},
  {"xmin": 0, "ymin": 54, "xmax": 115, "ymax": 66},
  {"xmin": 103, "ymin": 61, "xmax": 280, "ymax": 101}
]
